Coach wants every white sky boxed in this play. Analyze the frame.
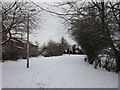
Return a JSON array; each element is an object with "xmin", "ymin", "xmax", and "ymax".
[{"xmin": 29, "ymin": 6, "xmax": 76, "ymax": 46}]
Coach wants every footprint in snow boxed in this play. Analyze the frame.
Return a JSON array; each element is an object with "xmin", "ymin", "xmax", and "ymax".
[{"xmin": 36, "ymin": 82, "xmax": 48, "ymax": 88}]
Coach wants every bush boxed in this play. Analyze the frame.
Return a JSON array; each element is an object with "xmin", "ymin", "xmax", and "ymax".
[{"xmin": 41, "ymin": 40, "xmax": 65, "ymax": 57}]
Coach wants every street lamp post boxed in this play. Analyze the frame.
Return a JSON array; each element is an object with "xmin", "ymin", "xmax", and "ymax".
[
  {"xmin": 26, "ymin": 9, "xmax": 36, "ymax": 68},
  {"xmin": 27, "ymin": 12, "xmax": 30, "ymax": 68}
]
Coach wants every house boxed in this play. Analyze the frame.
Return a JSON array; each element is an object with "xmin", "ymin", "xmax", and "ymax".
[{"xmin": 1, "ymin": 26, "xmax": 39, "ymax": 60}]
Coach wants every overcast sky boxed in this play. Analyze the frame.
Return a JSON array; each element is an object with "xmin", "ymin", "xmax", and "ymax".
[{"xmin": 29, "ymin": 2, "xmax": 76, "ymax": 46}]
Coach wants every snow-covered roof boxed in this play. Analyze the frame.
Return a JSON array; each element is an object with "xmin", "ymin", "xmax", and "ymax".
[{"xmin": 16, "ymin": 46, "xmax": 23, "ymax": 49}]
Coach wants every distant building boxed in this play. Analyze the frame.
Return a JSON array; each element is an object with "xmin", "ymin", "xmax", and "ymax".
[{"xmin": 64, "ymin": 44, "xmax": 84, "ymax": 54}]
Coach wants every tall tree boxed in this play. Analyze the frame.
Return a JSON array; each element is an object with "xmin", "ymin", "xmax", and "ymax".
[{"xmin": 91, "ymin": 0, "xmax": 120, "ymax": 72}]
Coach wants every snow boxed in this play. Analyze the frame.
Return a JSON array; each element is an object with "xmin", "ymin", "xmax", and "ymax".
[{"xmin": 2, "ymin": 55, "xmax": 118, "ymax": 88}]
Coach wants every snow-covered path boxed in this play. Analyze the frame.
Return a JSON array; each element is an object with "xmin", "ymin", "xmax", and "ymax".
[{"xmin": 2, "ymin": 55, "xmax": 118, "ymax": 88}]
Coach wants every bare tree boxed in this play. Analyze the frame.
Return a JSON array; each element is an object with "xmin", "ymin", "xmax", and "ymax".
[
  {"xmin": 91, "ymin": 0, "xmax": 120, "ymax": 72},
  {"xmin": 0, "ymin": 1, "xmax": 41, "ymax": 45}
]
